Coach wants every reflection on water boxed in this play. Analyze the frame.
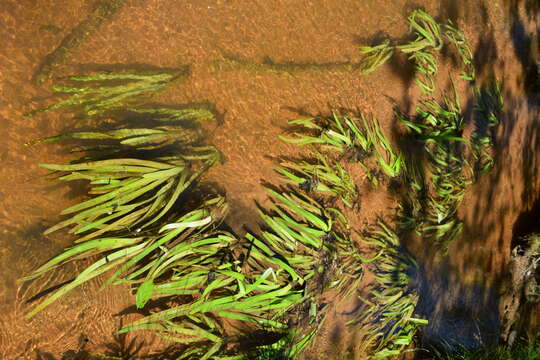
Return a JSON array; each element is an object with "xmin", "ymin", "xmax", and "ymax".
[{"xmin": 0, "ymin": 0, "xmax": 539, "ymax": 359}]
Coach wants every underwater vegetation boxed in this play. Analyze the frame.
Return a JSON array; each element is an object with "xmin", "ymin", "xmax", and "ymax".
[
  {"xmin": 29, "ymin": 69, "xmax": 189, "ymax": 117},
  {"xmin": 22, "ymin": 64, "xmax": 368, "ymax": 359},
  {"xmin": 350, "ymin": 222, "xmax": 426, "ymax": 359},
  {"xmin": 359, "ymin": 10, "xmax": 474, "ymax": 91},
  {"xmin": 470, "ymin": 79, "xmax": 504, "ymax": 176},
  {"xmin": 359, "ymin": 10, "xmax": 504, "ymax": 252},
  {"xmin": 280, "ymin": 112, "xmax": 403, "ymax": 187},
  {"xmin": 21, "ymin": 7, "xmax": 513, "ymax": 360}
]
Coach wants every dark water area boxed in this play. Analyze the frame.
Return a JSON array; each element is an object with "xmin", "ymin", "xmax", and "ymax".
[{"xmin": 0, "ymin": 0, "xmax": 539, "ymax": 359}]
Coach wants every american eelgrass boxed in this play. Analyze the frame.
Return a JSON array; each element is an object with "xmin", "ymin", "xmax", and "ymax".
[
  {"xmin": 279, "ymin": 113, "xmax": 371, "ymax": 155},
  {"xmin": 280, "ymin": 113, "xmax": 379, "ymax": 183},
  {"xmin": 23, "ymin": 193, "xmax": 306, "ymax": 359},
  {"xmin": 245, "ymin": 190, "xmax": 364, "ymax": 357},
  {"xmin": 470, "ymin": 79, "xmax": 504, "ymax": 176},
  {"xmin": 22, "ymin": 195, "xmax": 229, "ymax": 319},
  {"xmin": 359, "ymin": 10, "xmax": 475, "ymax": 96},
  {"xmin": 28, "ymin": 69, "xmax": 188, "ymax": 117},
  {"xmin": 275, "ymin": 151, "xmax": 358, "ymax": 208},
  {"xmin": 38, "ymin": 149, "xmax": 220, "ymax": 242},
  {"xmin": 422, "ymin": 146, "xmax": 467, "ymax": 250},
  {"xmin": 444, "ymin": 22, "xmax": 475, "ymax": 81},
  {"xmin": 363, "ymin": 114, "xmax": 403, "ymax": 179},
  {"xmin": 250, "ymin": 329, "xmax": 317, "ymax": 360},
  {"xmin": 252, "ymin": 188, "xmax": 363, "ymax": 298},
  {"xmin": 138, "ymin": 187, "xmax": 362, "ymax": 359},
  {"xmin": 24, "ymin": 169, "xmax": 360, "ymax": 359},
  {"xmin": 396, "ymin": 86, "xmax": 470, "ymax": 251},
  {"xmin": 351, "ymin": 222, "xmax": 427, "ymax": 359},
  {"xmin": 357, "ymin": 10, "xmax": 445, "ymax": 84},
  {"xmin": 397, "ymin": 10, "xmax": 443, "ymax": 94},
  {"xmin": 396, "ymin": 158, "xmax": 427, "ymax": 233},
  {"xmin": 117, "ymin": 237, "xmax": 304, "ymax": 360},
  {"xmin": 409, "ymin": 49, "xmax": 438, "ymax": 94},
  {"xmin": 359, "ymin": 40, "xmax": 395, "ymax": 74},
  {"xmin": 28, "ymin": 103, "xmax": 221, "ymax": 242},
  {"xmin": 280, "ymin": 112, "xmax": 402, "ymax": 184},
  {"xmin": 23, "ymin": 68, "xmax": 349, "ymax": 359},
  {"xmin": 399, "ymin": 82, "xmax": 465, "ymax": 143},
  {"xmin": 398, "ymin": 10, "xmax": 443, "ymax": 54}
]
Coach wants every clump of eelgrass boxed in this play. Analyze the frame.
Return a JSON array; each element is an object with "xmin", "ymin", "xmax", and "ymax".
[
  {"xmin": 26, "ymin": 106, "xmax": 215, "ymax": 150},
  {"xmin": 358, "ymin": 10, "xmax": 475, "ymax": 96},
  {"xmin": 356, "ymin": 11, "xmax": 482, "ymax": 252},
  {"xmin": 119, "ymin": 187, "xmax": 361, "ymax": 359},
  {"xmin": 280, "ymin": 112, "xmax": 402, "ymax": 186},
  {"xmin": 22, "ymin": 195, "xmax": 229, "ymax": 319},
  {"xmin": 396, "ymin": 9, "xmax": 443, "ymax": 94},
  {"xmin": 275, "ymin": 151, "xmax": 359, "ymax": 208},
  {"xmin": 363, "ymin": 114, "xmax": 404, "ymax": 179},
  {"xmin": 23, "ymin": 191, "xmax": 307, "ymax": 359},
  {"xmin": 470, "ymin": 79, "xmax": 504, "ymax": 176},
  {"xmin": 26, "ymin": 102, "xmax": 222, "ymax": 242},
  {"xmin": 24, "ymin": 103, "xmax": 362, "ymax": 360},
  {"xmin": 396, "ymin": 85, "xmax": 470, "ymax": 251},
  {"xmin": 29, "ymin": 69, "xmax": 189, "ymax": 117},
  {"xmin": 279, "ymin": 113, "xmax": 371, "ymax": 156},
  {"xmin": 359, "ymin": 40, "xmax": 395, "ymax": 74},
  {"xmin": 443, "ymin": 22, "xmax": 475, "ymax": 82},
  {"xmin": 252, "ymin": 189, "xmax": 363, "ymax": 298},
  {"xmin": 396, "ymin": 157, "xmax": 427, "ymax": 234},
  {"xmin": 248, "ymin": 330, "xmax": 316, "ymax": 360},
  {"xmin": 242, "ymin": 188, "xmax": 364, "ymax": 353},
  {"xmin": 398, "ymin": 10, "xmax": 444, "ymax": 53},
  {"xmin": 350, "ymin": 221, "xmax": 427, "ymax": 359},
  {"xmin": 39, "ymin": 152, "xmax": 219, "ymax": 241}
]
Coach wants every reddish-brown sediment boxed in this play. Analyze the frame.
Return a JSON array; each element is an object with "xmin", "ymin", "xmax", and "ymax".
[{"xmin": 0, "ymin": 0, "xmax": 538, "ymax": 359}]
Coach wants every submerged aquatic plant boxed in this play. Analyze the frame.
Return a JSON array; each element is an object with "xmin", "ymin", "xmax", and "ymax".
[
  {"xmin": 280, "ymin": 113, "xmax": 371, "ymax": 156},
  {"xmin": 29, "ymin": 69, "xmax": 189, "ymax": 117},
  {"xmin": 444, "ymin": 22, "xmax": 475, "ymax": 81},
  {"xmin": 22, "ymin": 196, "xmax": 229, "ymax": 319},
  {"xmin": 281, "ymin": 112, "xmax": 402, "ymax": 185},
  {"xmin": 363, "ymin": 114, "xmax": 403, "ymax": 179},
  {"xmin": 359, "ymin": 40, "xmax": 395, "ymax": 74},
  {"xmin": 275, "ymin": 151, "xmax": 358, "ymax": 208},
  {"xmin": 398, "ymin": 10, "xmax": 443, "ymax": 53},
  {"xmin": 40, "ymin": 152, "xmax": 219, "ymax": 242},
  {"xmin": 396, "ymin": 84, "xmax": 471, "ymax": 251},
  {"xmin": 26, "ymin": 105, "xmax": 215, "ymax": 150},
  {"xmin": 253, "ymin": 189, "xmax": 341, "ymax": 286},
  {"xmin": 351, "ymin": 222, "xmax": 427, "ymax": 359},
  {"xmin": 409, "ymin": 49, "xmax": 438, "ymax": 94},
  {"xmin": 396, "ymin": 158, "xmax": 427, "ymax": 233},
  {"xmin": 28, "ymin": 102, "xmax": 221, "ymax": 242},
  {"xmin": 119, "ymin": 235, "xmax": 304, "ymax": 360},
  {"xmin": 470, "ymin": 79, "xmax": 504, "ymax": 176},
  {"xmin": 254, "ymin": 329, "xmax": 319, "ymax": 360}
]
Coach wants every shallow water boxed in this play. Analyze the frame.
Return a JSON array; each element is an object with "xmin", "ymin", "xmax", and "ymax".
[{"xmin": 0, "ymin": 0, "xmax": 539, "ymax": 359}]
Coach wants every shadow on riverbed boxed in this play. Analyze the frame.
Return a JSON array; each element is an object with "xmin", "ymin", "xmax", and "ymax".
[{"xmin": 400, "ymin": 0, "xmax": 540, "ymax": 355}]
